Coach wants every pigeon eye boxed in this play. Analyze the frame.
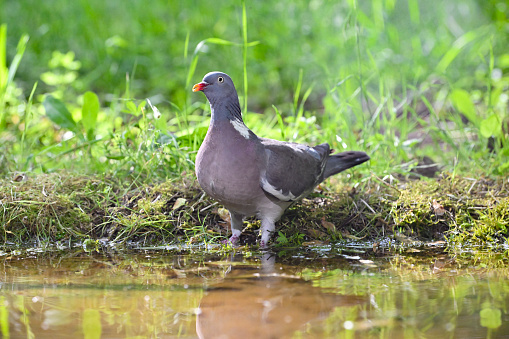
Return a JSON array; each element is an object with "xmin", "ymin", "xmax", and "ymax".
[{"xmin": 218, "ymin": 76, "xmax": 224, "ymax": 83}]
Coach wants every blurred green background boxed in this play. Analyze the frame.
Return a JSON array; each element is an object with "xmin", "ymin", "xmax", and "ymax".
[{"xmin": 0, "ymin": 0, "xmax": 508, "ymax": 181}]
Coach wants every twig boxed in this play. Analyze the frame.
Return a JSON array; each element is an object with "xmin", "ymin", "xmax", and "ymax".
[
  {"xmin": 200, "ymin": 202, "xmax": 218, "ymax": 213},
  {"xmin": 360, "ymin": 198, "xmax": 376, "ymax": 214}
]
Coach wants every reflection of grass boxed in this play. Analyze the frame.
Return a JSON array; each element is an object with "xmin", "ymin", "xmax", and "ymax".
[
  {"xmin": 17, "ymin": 295, "xmax": 34, "ymax": 339},
  {"xmin": 2, "ymin": 246, "xmax": 509, "ymax": 337},
  {"xmin": 1, "ymin": 252, "xmax": 224, "ymax": 338},
  {"xmin": 0, "ymin": 296, "xmax": 9, "ymax": 338},
  {"xmin": 4, "ymin": 287, "xmax": 202, "ymax": 338},
  {"xmin": 300, "ymin": 250, "xmax": 509, "ymax": 338}
]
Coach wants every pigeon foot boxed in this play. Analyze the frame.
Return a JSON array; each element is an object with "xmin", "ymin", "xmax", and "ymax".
[{"xmin": 221, "ymin": 234, "xmax": 240, "ymax": 246}]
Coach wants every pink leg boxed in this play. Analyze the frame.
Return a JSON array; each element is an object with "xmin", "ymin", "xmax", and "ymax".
[
  {"xmin": 221, "ymin": 233, "xmax": 240, "ymax": 245},
  {"xmin": 260, "ymin": 218, "xmax": 275, "ymax": 248},
  {"xmin": 222, "ymin": 211, "xmax": 243, "ymax": 246}
]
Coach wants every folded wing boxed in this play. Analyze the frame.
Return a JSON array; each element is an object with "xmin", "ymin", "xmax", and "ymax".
[{"xmin": 259, "ymin": 139, "xmax": 330, "ymax": 202}]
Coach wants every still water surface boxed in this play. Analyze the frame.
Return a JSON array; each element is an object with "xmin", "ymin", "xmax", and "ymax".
[{"xmin": 1, "ymin": 245, "xmax": 508, "ymax": 338}]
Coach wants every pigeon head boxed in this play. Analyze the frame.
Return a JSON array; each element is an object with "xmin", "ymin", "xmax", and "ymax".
[
  {"xmin": 193, "ymin": 72, "xmax": 237, "ymax": 99},
  {"xmin": 193, "ymin": 72, "xmax": 242, "ymax": 120}
]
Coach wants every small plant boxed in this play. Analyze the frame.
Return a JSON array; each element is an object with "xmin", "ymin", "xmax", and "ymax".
[{"xmin": 276, "ymin": 231, "xmax": 305, "ymax": 247}]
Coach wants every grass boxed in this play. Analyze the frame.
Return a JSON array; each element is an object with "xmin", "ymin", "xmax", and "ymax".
[
  {"xmin": 0, "ymin": 0, "xmax": 508, "ymax": 248},
  {"xmin": 0, "ymin": 172, "xmax": 508, "ymax": 249}
]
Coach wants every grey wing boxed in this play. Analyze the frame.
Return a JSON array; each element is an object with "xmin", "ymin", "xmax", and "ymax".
[{"xmin": 260, "ymin": 139, "xmax": 330, "ymax": 202}]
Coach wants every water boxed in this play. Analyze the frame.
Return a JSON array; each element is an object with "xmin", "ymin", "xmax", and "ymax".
[{"xmin": 1, "ymin": 245, "xmax": 508, "ymax": 338}]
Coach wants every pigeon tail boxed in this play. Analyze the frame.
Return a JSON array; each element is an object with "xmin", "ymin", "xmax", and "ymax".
[{"xmin": 323, "ymin": 151, "xmax": 370, "ymax": 179}]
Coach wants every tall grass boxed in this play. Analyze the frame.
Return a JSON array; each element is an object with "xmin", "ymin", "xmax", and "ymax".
[{"xmin": 0, "ymin": 0, "xmax": 507, "ymax": 181}]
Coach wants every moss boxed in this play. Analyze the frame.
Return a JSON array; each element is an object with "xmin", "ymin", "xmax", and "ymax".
[
  {"xmin": 389, "ymin": 174, "xmax": 509, "ymax": 246},
  {"xmin": 1, "ymin": 174, "xmax": 96, "ymax": 240},
  {"xmin": 0, "ymin": 172, "xmax": 508, "ymax": 248}
]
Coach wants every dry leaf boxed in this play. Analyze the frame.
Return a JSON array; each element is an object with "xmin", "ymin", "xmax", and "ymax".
[
  {"xmin": 12, "ymin": 172, "xmax": 27, "ymax": 182},
  {"xmin": 341, "ymin": 229, "xmax": 351, "ymax": 237},
  {"xmin": 321, "ymin": 216, "xmax": 336, "ymax": 232},
  {"xmin": 308, "ymin": 229, "xmax": 327, "ymax": 239},
  {"xmin": 217, "ymin": 208, "xmax": 231, "ymax": 223},
  {"xmin": 172, "ymin": 198, "xmax": 187, "ymax": 210},
  {"xmin": 432, "ymin": 199, "xmax": 445, "ymax": 216}
]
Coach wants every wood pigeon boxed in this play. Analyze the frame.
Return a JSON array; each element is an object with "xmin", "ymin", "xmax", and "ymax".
[{"xmin": 193, "ymin": 71, "xmax": 370, "ymax": 247}]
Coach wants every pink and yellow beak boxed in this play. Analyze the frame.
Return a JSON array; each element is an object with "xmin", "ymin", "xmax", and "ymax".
[{"xmin": 192, "ymin": 82, "xmax": 209, "ymax": 92}]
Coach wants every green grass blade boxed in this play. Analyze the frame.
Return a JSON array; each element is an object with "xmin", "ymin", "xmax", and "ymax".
[
  {"xmin": 82, "ymin": 91, "xmax": 100, "ymax": 139},
  {"xmin": 272, "ymin": 105, "xmax": 285, "ymax": 139},
  {"xmin": 242, "ymin": 0, "xmax": 248, "ymax": 114},
  {"xmin": 0, "ymin": 24, "xmax": 6, "ymax": 92},
  {"xmin": 407, "ymin": 0, "xmax": 420, "ymax": 24},
  {"xmin": 7, "ymin": 34, "xmax": 29, "ymax": 85},
  {"xmin": 293, "ymin": 69, "xmax": 303, "ymax": 115},
  {"xmin": 184, "ymin": 31, "xmax": 190, "ymax": 59},
  {"xmin": 436, "ymin": 29, "xmax": 481, "ymax": 73},
  {"xmin": 296, "ymin": 83, "xmax": 314, "ymax": 121},
  {"xmin": 186, "ymin": 55, "xmax": 199, "ymax": 89},
  {"xmin": 21, "ymin": 81, "xmax": 38, "ymax": 166}
]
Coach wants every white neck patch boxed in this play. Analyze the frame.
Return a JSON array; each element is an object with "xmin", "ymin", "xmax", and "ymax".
[{"xmin": 230, "ymin": 119, "xmax": 251, "ymax": 139}]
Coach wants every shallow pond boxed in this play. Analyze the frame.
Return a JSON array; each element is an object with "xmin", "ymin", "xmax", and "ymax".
[{"xmin": 1, "ymin": 244, "xmax": 508, "ymax": 338}]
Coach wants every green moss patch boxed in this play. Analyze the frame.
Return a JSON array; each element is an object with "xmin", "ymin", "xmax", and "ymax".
[{"xmin": 391, "ymin": 174, "xmax": 508, "ymax": 246}]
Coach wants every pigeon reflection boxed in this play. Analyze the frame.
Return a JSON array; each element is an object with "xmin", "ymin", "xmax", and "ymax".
[{"xmin": 196, "ymin": 252, "xmax": 365, "ymax": 339}]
